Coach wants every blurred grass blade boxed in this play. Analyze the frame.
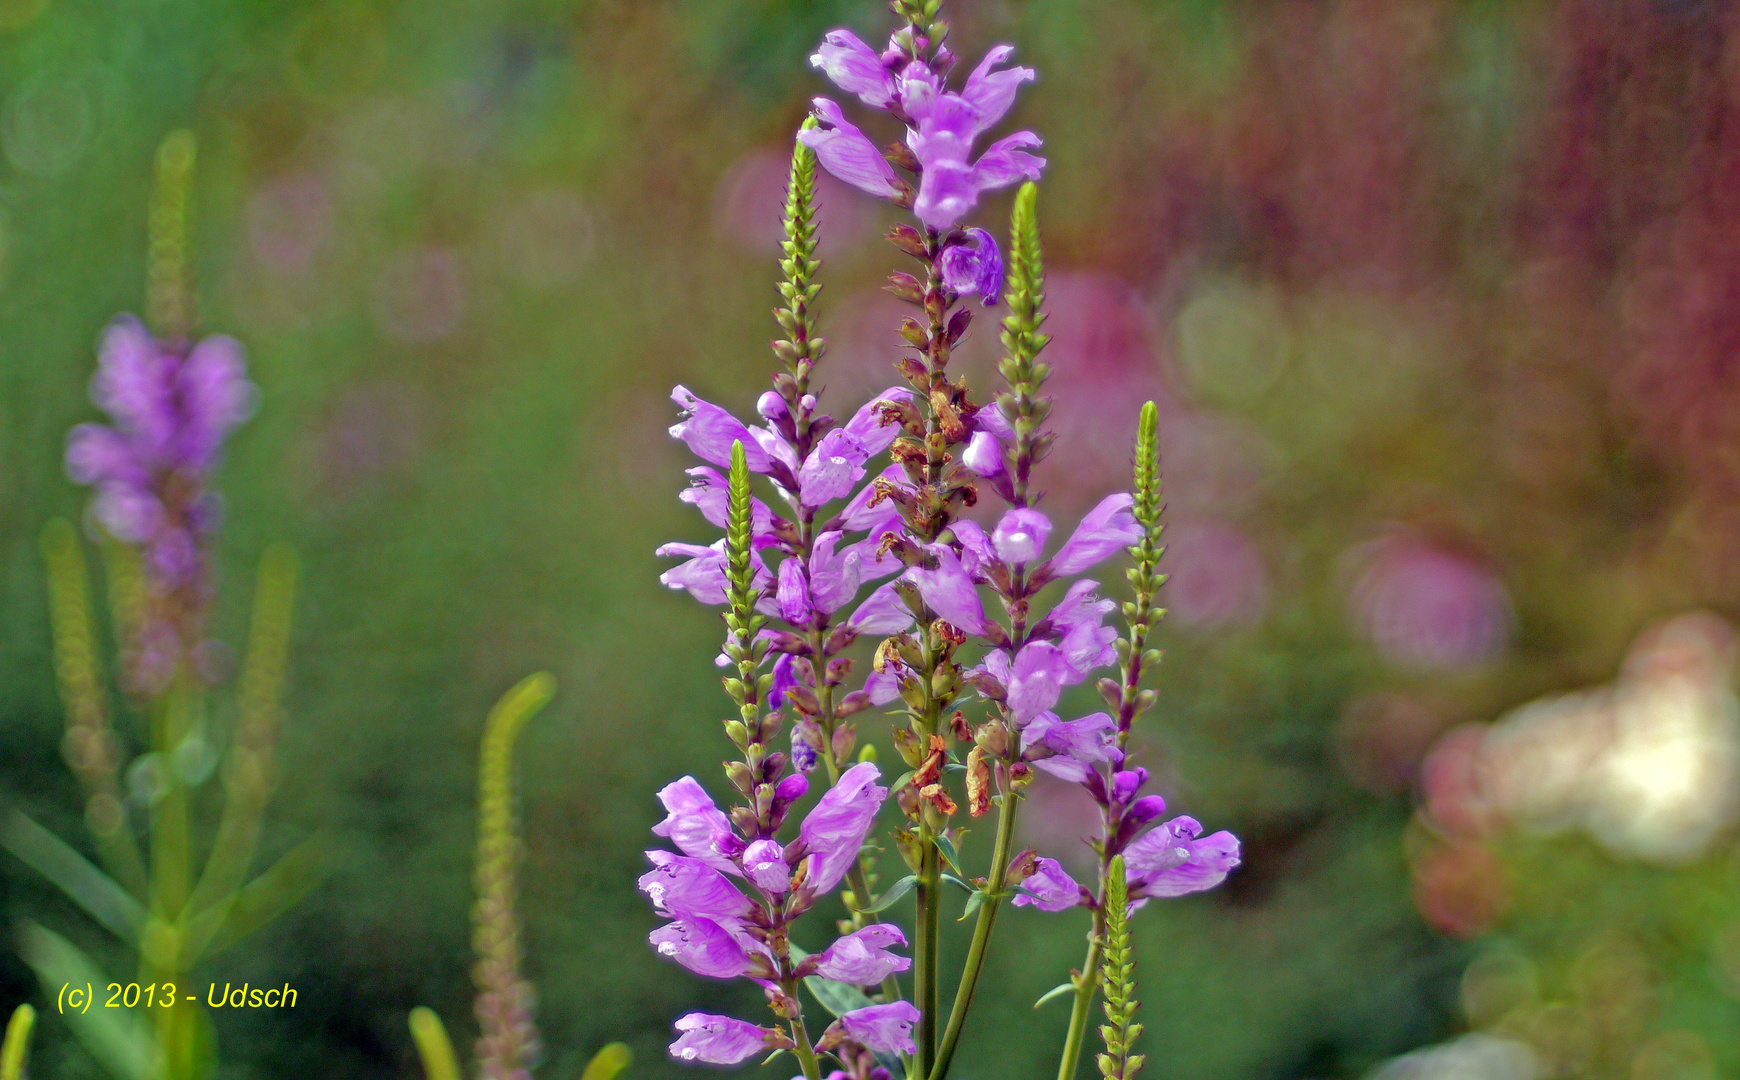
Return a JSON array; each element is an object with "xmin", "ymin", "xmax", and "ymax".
[
  {"xmin": 1, "ymin": 1004, "xmax": 34, "ymax": 1080},
  {"xmin": 408, "ymin": 1007, "xmax": 464, "ymax": 1080},
  {"xmin": 185, "ymin": 832, "xmax": 331, "ymax": 960},
  {"xmin": 580, "ymin": 1041, "xmax": 632, "ymax": 1080},
  {"xmin": 2, "ymin": 812, "xmax": 144, "ymax": 943},
  {"xmin": 16, "ymin": 920, "xmax": 154, "ymax": 1080}
]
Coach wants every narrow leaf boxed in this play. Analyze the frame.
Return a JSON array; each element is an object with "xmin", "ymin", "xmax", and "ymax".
[
  {"xmin": 580, "ymin": 1042, "xmax": 634, "ymax": 1080},
  {"xmin": 933, "ymin": 832, "xmax": 963, "ymax": 873},
  {"xmin": 853, "ymin": 874, "xmax": 917, "ymax": 914},
  {"xmin": 15, "ymin": 920, "xmax": 154, "ymax": 1080},
  {"xmin": 1, "ymin": 812, "xmax": 144, "ymax": 944},
  {"xmin": 1, "ymin": 1004, "xmax": 34, "ymax": 1080},
  {"xmin": 1034, "ymin": 982, "xmax": 1076, "ymax": 1009},
  {"xmin": 185, "ymin": 833, "xmax": 331, "ymax": 960}
]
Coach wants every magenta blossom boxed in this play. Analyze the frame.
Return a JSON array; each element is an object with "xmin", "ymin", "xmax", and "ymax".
[
  {"xmin": 652, "ymin": 778, "xmax": 742, "ymax": 875},
  {"xmin": 670, "ymin": 386, "xmax": 772, "ymax": 472},
  {"xmin": 1047, "ymin": 493, "xmax": 1142, "ymax": 576},
  {"xmin": 796, "ymin": 762, "xmax": 889, "ymax": 893},
  {"xmin": 669, "ymin": 1014, "xmax": 785, "ymax": 1064},
  {"xmin": 65, "ymin": 316, "xmax": 255, "ymax": 595},
  {"xmin": 809, "ymin": 29, "xmax": 899, "ymax": 109},
  {"xmin": 940, "ymin": 228, "xmax": 1003, "ymax": 305},
  {"xmin": 798, "ymin": 99, "xmax": 903, "ymax": 199},
  {"xmin": 1124, "ymin": 815, "xmax": 1241, "ymax": 904},
  {"xmin": 906, "ymin": 544, "xmax": 987, "ymax": 634},
  {"xmin": 1010, "ymin": 857, "xmax": 1085, "ymax": 912},
  {"xmin": 811, "ymin": 924, "xmax": 912, "ymax": 984},
  {"xmin": 832, "ymin": 1001, "xmax": 921, "ymax": 1055},
  {"xmin": 648, "ymin": 917, "xmax": 758, "ymax": 980}
]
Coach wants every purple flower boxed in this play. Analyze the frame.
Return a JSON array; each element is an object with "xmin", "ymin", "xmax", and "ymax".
[
  {"xmin": 992, "ymin": 507, "xmax": 1051, "ymax": 565},
  {"xmin": 796, "ymin": 761, "xmax": 888, "ymax": 894},
  {"xmin": 1011, "ymin": 857, "xmax": 1082, "ymax": 912},
  {"xmin": 808, "ymin": 532, "xmax": 865, "ymax": 614},
  {"xmin": 907, "ymin": 546, "xmax": 986, "ymax": 634},
  {"xmin": 1124, "ymin": 817, "xmax": 1241, "ymax": 901},
  {"xmin": 800, "ymin": 99, "xmax": 903, "ymax": 199},
  {"xmin": 837, "ymin": 1002, "xmax": 921, "ymax": 1055},
  {"xmin": 652, "ymin": 777, "xmax": 741, "ymax": 876},
  {"xmin": 65, "ymin": 317, "xmax": 256, "ymax": 597},
  {"xmin": 639, "ymin": 852, "xmax": 752, "ymax": 923},
  {"xmin": 1004, "ymin": 641, "xmax": 1070, "ymax": 722},
  {"xmin": 901, "ymin": 47, "xmax": 1044, "ymax": 229},
  {"xmin": 742, "ymin": 838, "xmax": 792, "ymax": 895},
  {"xmin": 670, "ymin": 386, "xmax": 771, "ymax": 472},
  {"xmin": 1049, "ymin": 494, "xmax": 1141, "ymax": 575},
  {"xmin": 1025, "ymin": 711, "xmax": 1121, "ymax": 767},
  {"xmin": 799, "ymin": 428, "xmax": 873, "ymax": 507},
  {"xmin": 939, "ymin": 228, "xmax": 1003, "ymax": 305},
  {"xmin": 649, "ymin": 918, "xmax": 757, "ymax": 979},
  {"xmin": 962, "ymin": 429, "xmax": 1004, "ymax": 477},
  {"xmin": 1050, "ymin": 580, "xmax": 1118, "ymax": 676},
  {"xmin": 669, "ymin": 1013, "xmax": 778, "ymax": 1064},
  {"xmin": 841, "ymin": 465, "xmax": 908, "ymax": 531},
  {"xmin": 680, "ymin": 467, "xmax": 775, "ymax": 544},
  {"xmin": 778, "ymin": 557, "xmax": 813, "ymax": 623},
  {"xmin": 791, "ymin": 717, "xmax": 823, "ymax": 774},
  {"xmin": 848, "ymin": 581, "xmax": 915, "ymax": 634},
  {"xmin": 843, "ymin": 389, "xmax": 914, "ymax": 455},
  {"xmin": 810, "ymin": 29, "xmax": 898, "ymax": 109},
  {"xmin": 769, "ymin": 651, "xmax": 800, "ymax": 709},
  {"xmin": 656, "ymin": 540, "xmax": 775, "ymax": 609},
  {"xmin": 813, "ymin": 924, "xmax": 911, "ymax": 984}
]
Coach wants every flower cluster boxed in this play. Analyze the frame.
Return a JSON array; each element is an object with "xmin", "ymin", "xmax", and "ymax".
[
  {"xmin": 646, "ymin": 4, "xmax": 1241, "ymax": 1078},
  {"xmin": 63, "ymin": 315, "xmax": 255, "ymax": 690}
]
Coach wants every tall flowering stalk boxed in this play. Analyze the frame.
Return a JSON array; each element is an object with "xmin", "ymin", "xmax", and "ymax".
[
  {"xmin": 9, "ymin": 130, "xmax": 324, "ymax": 1080},
  {"xmin": 648, "ymin": 3, "xmax": 1239, "ymax": 1077}
]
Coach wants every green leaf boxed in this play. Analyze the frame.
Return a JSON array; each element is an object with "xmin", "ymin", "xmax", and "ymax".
[
  {"xmin": 15, "ymin": 920, "xmax": 154, "ymax": 1080},
  {"xmin": 934, "ymin": 833, "xmax": 963, "ymax": 873},
  {"xmin": 803, "ymin": 971, "xmax": 874, "ymax": 1018},
  {"xmin": 1034, "ymin": 982, "xmax": 1076, "ymax": 1009},
  {"xmin": 939, "ymin": 873, "xmax": 974, "ymax": 894},
  {"xmin": 185, "ymin": 833, "xmax": 331, "ymax": 960},
  {"xmin": 958, "ymin": 889, "xmax": 984, "ymax": 921},
  {"xmin": 853, "ymin": 874, "xmax": 917, "ymax": 914},
  {"xmin": 1, "ymin": 812, "xmax": 144, "ymax": 944}
]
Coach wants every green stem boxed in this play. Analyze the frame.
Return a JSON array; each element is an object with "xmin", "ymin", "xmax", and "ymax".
[
  {"xmin": 913, "ymin": 837, "xmax": 941, "ymax": 1077},
  {"xmin": 788, "ymin": 1002, "xmax": 824, "ymax": 1080},
  {"xmin": 1055, "ymin": 912, "xmax": 1106, "ymax": 1080},
  {"xmin": 928, "ymin": 780, "xmax": 1020, "ymax": 1080}
]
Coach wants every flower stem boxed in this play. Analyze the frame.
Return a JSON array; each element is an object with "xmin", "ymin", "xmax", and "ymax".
[
  {"xmin": 928, "ymin": 777, "xmax": 1020, "ymax": 1080},
  {"xmin": 787, "ymin": 999, "xmax": 825, "ymax": 1080},
  {"xmin": 1055, "ymin": 910, "xmax": 1106, "ymax": 1080}
]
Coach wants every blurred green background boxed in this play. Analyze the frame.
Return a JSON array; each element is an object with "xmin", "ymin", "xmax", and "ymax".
[{"xmin": 5, "ymin": 0, "xmax": 1740, "ymax": 1077}]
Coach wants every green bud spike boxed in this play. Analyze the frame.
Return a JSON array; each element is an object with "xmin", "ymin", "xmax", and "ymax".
[
  {"xmin": 999, "ymin": 182, "xmax": 1050, "ymax": 506},
  {"xmin": 408, "ymin": 1007, "xmax": 463, "ymax": 1080},
  {"xmin": 1096, "ymin": 856, "xmax": 1144, "ymax": 1080},
  {"xmin": 776, "ymin": 121, "xmax": 824, "ymax": 387},
  {"xmin": 1134, "ymin": 401, "xmax": 1161, "ymax": 528},
  {"xmin": 1, "ymin": 1004, "xmax": 35, "ymax": 1080}
]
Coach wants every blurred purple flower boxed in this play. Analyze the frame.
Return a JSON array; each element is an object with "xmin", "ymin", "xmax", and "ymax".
[
  {"xmin": 1349, "ymin": 535, "xmax": 1512, "ymax": 670},
  {"xmin": 1163, "ymin": 520, "xmax": 1269, "ymax": 630},
  {"xmin": 65, "ymin": 316, "xmax": 255, "ymax": 597}
]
